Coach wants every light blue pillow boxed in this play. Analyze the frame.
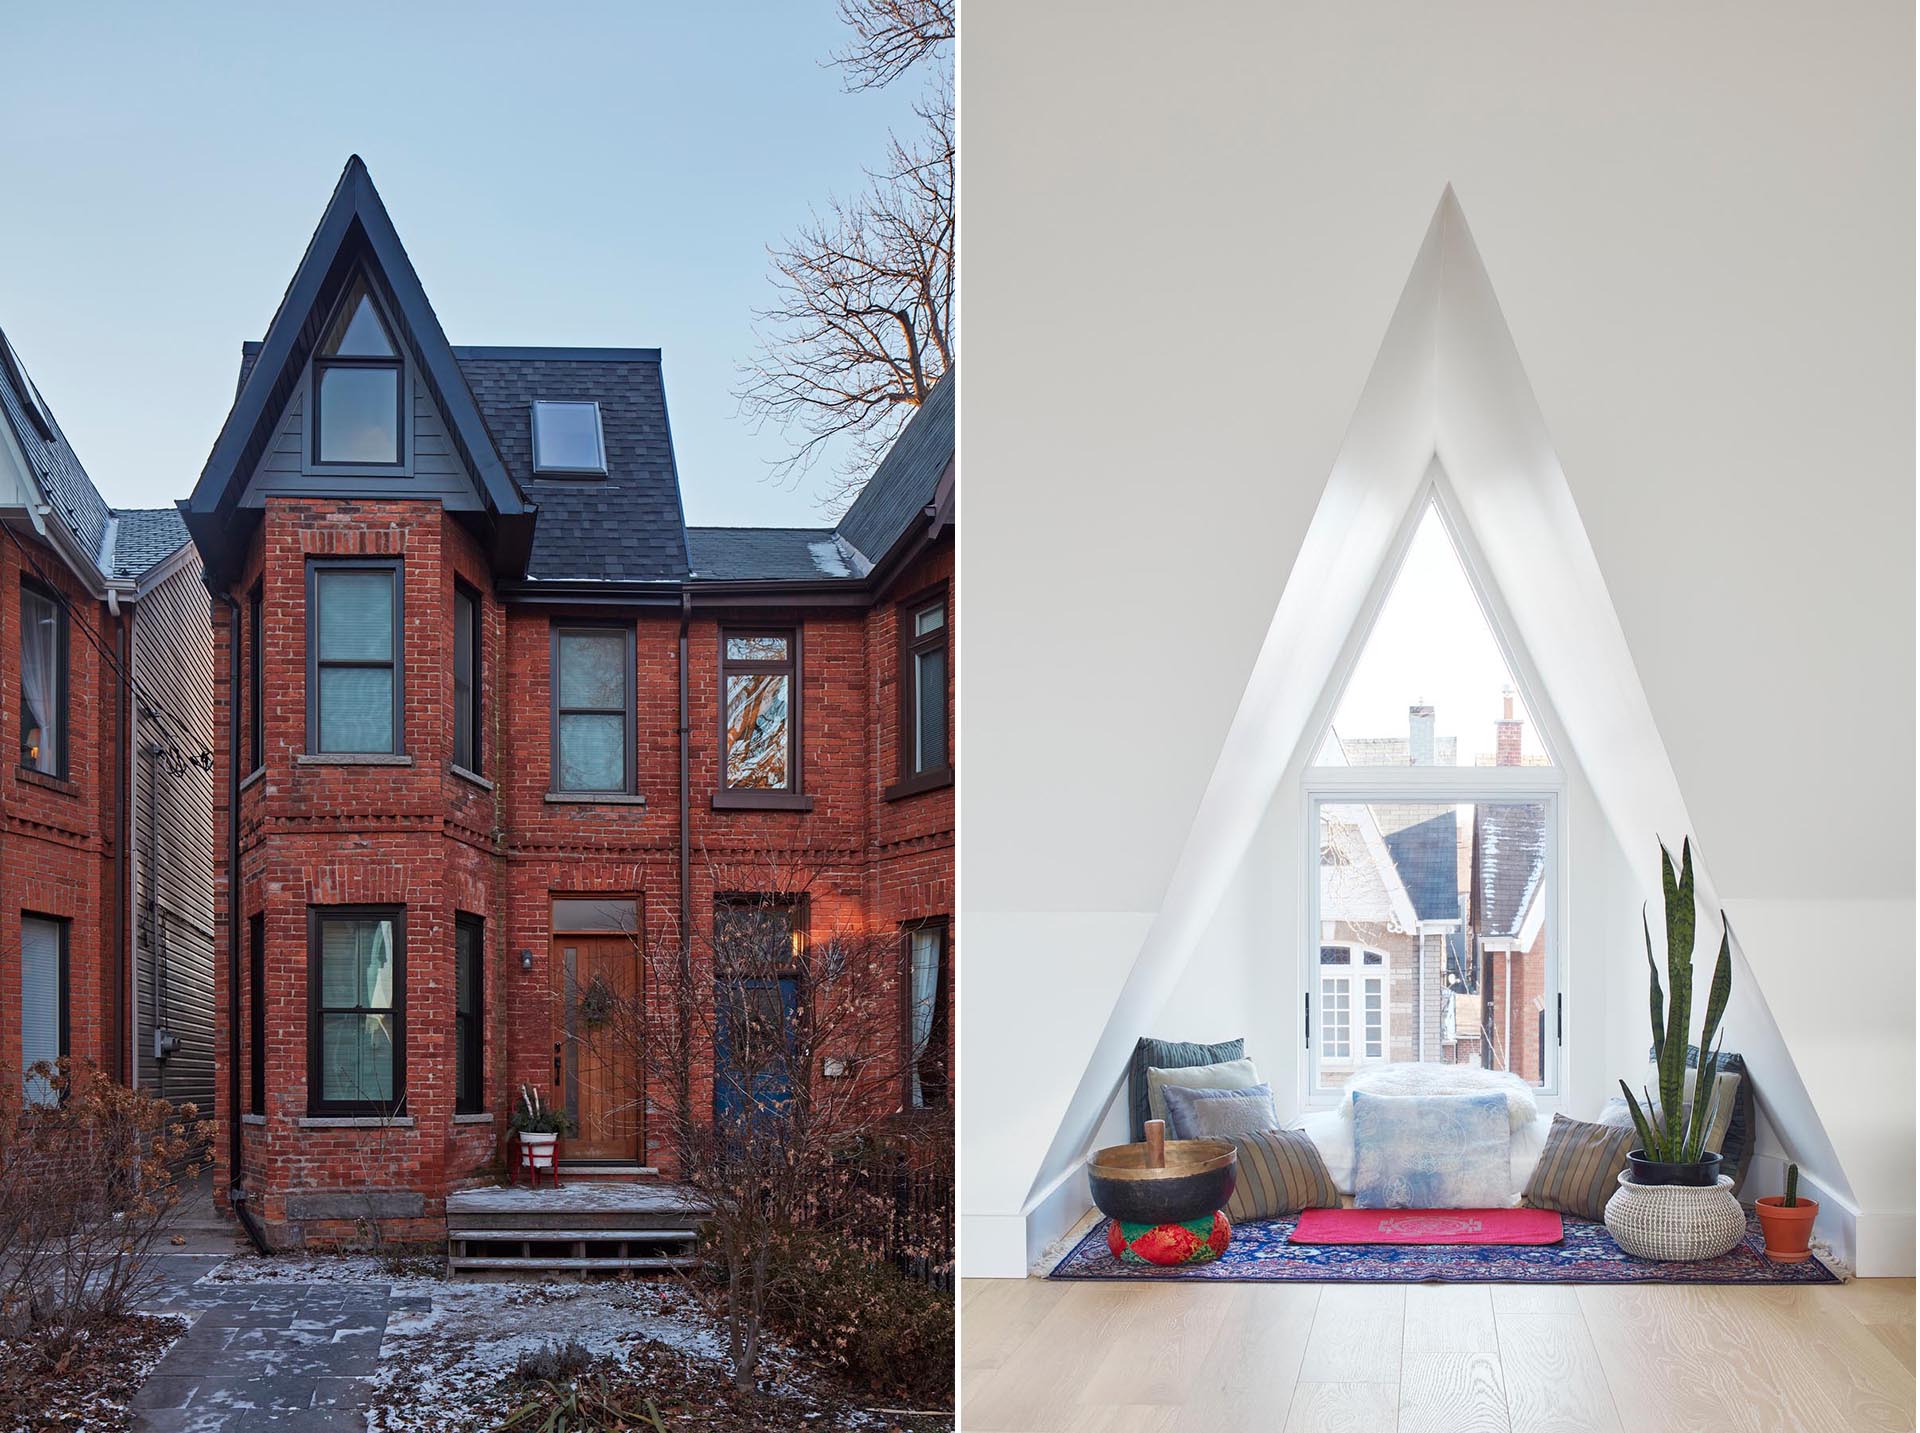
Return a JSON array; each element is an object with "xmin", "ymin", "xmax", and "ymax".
[
  {"xmin": 1351, "ymin": 1089, "xmax": 1512, "ymax": 1209},
  {"xmin": 1162, "ymin": 1083, "xmax": 1279, "ymax": 1139}
]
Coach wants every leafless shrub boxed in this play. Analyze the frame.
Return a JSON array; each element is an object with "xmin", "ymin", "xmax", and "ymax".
[{"xmin": 0, "ymin": 1060, "xmax": 210, "ymax": 1372}]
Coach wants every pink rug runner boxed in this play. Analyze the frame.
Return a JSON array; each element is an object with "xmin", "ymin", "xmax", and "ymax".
[{"xmin": 1289, "ymin": 1207, "xmax": 1564, "ymax": 1245}]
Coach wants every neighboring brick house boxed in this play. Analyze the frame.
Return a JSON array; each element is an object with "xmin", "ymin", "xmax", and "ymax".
[
  {"xmin": 1, "ymin": 324, "xmax": 215, "ymax": 1115},
  {"xmin": 1324, "ymin": 695, "xmax": 1549, "ymax": 1085},
  {"xmin": 178, "ymin": 158, "xmax": 954, "ymax": 1247}
]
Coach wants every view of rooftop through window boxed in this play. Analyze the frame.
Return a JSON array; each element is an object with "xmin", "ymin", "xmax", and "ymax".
[{"xmin": 1320, "ymin": 502, "xmax": 1552, "ymax": 768}]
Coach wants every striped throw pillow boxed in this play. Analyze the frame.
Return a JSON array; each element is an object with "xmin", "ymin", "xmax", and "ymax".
[
  {"xmin": 1224, "ymin": 1129, "xmax": 1341, "ymax": 1221},
  {"xmin": 1523, "ymin": 1114, "xmax": 1635, "ymax": 1222}
]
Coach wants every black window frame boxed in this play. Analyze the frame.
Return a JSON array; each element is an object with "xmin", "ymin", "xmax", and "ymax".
[
  {"xmin": 248, "ymin": 911, "xmax": 266, "ymax": 1116},
  {"xmin": 18, "ymin": 577, "xmax": 70, "ymax": 780},
  {"xmin": 887, "ymin": 581, "xmax": 951, "ymax": 800},
  {"xmin": 901, "ymin": 917, "xmax": 951, "ymax": 1111},
  {"xmin": 19, "ymin": 911, "xmax": 70, "ymax": 1106},
  {"xmin": 306, "ymin": 905, "xmax": 407, "ymax": 1117},
  {"xmin": 454, "ymin": 913, "xmax": 485, "ymax": 1115},
  {"xmin": 549, "ymin": 622, "xmax": 636, "ymax": 795},
  {"xmin": 305, "ymin": 558, "xmax": 405, "ymax": 756},
  {"xmin": 715, "ymin": 627, "xmax": 811, "ymax": 810},
  {"xmin": 310, "ymin": 276, "xmax": 406, "ymax": 469},
  {"xmin": 247, "ymin": 580, "xmax": 264, "ymax": 773},
  {"xmin": 452, "ymin": 581, "xmax": 482, "ymax": 776}
]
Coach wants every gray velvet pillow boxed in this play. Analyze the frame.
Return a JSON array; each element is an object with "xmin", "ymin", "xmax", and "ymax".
[
  {"xmin": 1129, "ymin": 1036, "xmax": 1244, "ymax": 1140},
  {"xmin": 1163, "ymin": 1083, "xmax": 1279, "ymax": 1139}
]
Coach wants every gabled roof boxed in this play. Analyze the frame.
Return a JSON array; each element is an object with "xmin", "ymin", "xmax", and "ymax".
[
  {"xmin": 1380, "ymin": 808, "xmax": 1462, "ymax": 923},
  {"xmin": 834, "ymin": 368, "xmax": 954, "ymax": 567},
  {"xmin": 0, "ymin": 324, "xmax": 189, "ymax": 586},
  {"xmin": 1472, "ymin": 801, "xmax": 1548, "ymax": 939},
  {"xmin": 182, "ymin": 156, "xmax": 533, "ymax": 584}
]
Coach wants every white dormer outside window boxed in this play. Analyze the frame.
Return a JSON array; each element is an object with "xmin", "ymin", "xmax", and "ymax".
[{"xmin": 531, "ymin": 401, "xmax": 606, "ymax": 475}]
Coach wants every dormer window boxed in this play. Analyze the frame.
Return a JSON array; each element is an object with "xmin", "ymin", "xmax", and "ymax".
[
  {"xmin": 313, "ymin": 276, "xmax": 403, "ymax": 465},
  {"xmin": 531, "ymin": 401, "xmax": 606, "ymax": 475}
]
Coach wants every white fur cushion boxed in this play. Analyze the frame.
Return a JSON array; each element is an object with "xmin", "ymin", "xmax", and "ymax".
[
  {"xmin": 1299, "ymin": 1107, "xmax": 1549, "ymax": 1202},
  {"xmin": 1334, "ymin": 1063, "xmax": 1538, "ymax": 1133}
]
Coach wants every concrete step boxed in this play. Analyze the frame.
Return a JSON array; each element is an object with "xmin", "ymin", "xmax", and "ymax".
[
  {"xmin": 448, "ymin": 1227, "xmax": 697, "ymax": 1243},
  {"xmin": 449, "ymin": 1254, "xmax": 700, "ymax": 1274}
]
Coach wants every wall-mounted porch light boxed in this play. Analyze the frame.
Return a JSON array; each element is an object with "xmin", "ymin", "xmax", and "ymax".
[{"xmin": 520, "ymin": 948, "xmax": 535, "ymax": 972}]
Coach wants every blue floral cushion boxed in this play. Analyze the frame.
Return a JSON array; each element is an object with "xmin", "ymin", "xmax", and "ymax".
[{"xmin": 1351, "ymin": 1090, "xmax": 1513, "ymax": 1209}]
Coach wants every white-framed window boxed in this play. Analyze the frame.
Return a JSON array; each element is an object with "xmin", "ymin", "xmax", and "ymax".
[
  {"xmin": 1318, "ymin": 945, "xmax": 1387, "ymax": 1066},
  {"xmin": 1303, "ymin": 493, "xmax": 1565, "ymax": 1104}
]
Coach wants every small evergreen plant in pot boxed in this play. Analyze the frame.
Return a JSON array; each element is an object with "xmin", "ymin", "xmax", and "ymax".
[
  {"xmin": 1618, "ymin": 838, "xmax": 1734, "ymax": 1187},
  {"xmin": 1754, "ymin": 1163, "xmax": 1820, "ymax": 1262},
  {"xmin": 510, "ymin": 1084, "xmax": 577, "ymax": 1137}
]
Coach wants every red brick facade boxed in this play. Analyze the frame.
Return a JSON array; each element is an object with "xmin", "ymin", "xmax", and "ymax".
[
  {"xmin": 214, "ymin": 498, "xmax": 953, "ymax": 1245},
  {"xmin": 0, "ymin": 530, "xmax": 125, "ymax": 1092}
]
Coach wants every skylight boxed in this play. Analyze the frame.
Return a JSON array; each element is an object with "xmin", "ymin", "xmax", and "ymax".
[
  {"xmin": 531, "ymin": 401, "xmax": 606, "ymax": 475},
  {"xmin": 1320, "ymin": 503, "xmax": 1553, "ymax": 768}
]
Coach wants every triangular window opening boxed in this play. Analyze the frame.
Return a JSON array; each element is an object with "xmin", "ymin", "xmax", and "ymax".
[
  {"xmin": 322, "ymin": 276, "xmax": 397, "ymax": 358},
  {"xmin": 1316, "ymin": 502, "xmax": 1554, "ymax": 770},
  {"xmin": 1307, "ymin": 499, "xmax": 1562, "ymax": 1101}
]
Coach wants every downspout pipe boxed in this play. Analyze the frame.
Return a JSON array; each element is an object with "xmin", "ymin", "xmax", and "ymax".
[
  {"xmin": 676, "ymin": 590, "xmax": 693, "ymax": 1150},
  {"xmin": 220, "ymin": 592, "xmax": 270, "ymax": 1255}
]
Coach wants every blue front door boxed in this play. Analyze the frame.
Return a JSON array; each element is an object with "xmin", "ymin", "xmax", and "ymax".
[{"xmin": 713, "ymin": 977, "xmax": 799, "ymax": 1126}]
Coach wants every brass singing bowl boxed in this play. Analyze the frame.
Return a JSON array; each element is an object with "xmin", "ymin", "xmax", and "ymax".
[{"xmin": 1088, "ymin": 1138, "xmax": 1238, "ymax": 1225}]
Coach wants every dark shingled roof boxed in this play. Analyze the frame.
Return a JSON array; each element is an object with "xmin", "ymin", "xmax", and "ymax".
[
  {"xmin": 0, "ymin": 326, "xmax": 112, "ymax": 566},
  {"xmin": 1474, "ymin": 802, "xmax": 1548, "ymax": 938},
  {"xmin": 686, "ymin": 526, "xmax": 867, "ymax": 582},
  {"xmin": 834, "ymin": 370, "xmax": 953, "ymax": 565},
  {"xmin": 1381, "ymin": 810, "xmax": 1462, "ymax": 923},
  {"xmin": 0, "ymin": 327, "xmax": 187, "ymax": 582},
  {"xmin": 110, "ymin": 508, "xmax": 192, "ymax": 580},
  {"xmin": 454, "ymin": 348, "xmax": 689, "ymax": 584}
]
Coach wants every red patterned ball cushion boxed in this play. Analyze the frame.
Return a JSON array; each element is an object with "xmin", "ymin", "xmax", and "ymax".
[{"xmin": 1106, "ymin": 1211, "xmax": 1231, "ymax": 1266}]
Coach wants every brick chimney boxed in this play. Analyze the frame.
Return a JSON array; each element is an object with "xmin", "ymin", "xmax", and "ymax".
[
  {"xmin": 1409, "ymin": 704, "xmax": 1435, "ymax": 766},
  {"xmin": 1496, "ymin": 687, "xmax": 1523, "ymax": 766}
]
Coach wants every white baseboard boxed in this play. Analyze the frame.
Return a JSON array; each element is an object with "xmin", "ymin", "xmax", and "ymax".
[
  {"xmin": 1746, "ymin": 1154, "xmax": 1914, "ymax": 1277},
  {"xmin": 960, "ymin": 1159, "xmax": 1100, "ymax": 1278}
]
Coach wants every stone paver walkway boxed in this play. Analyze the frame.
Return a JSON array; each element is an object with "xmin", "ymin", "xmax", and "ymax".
[{"xmin": 132, "ymin": 1252, "xmax": 415, "ymax": 1432}]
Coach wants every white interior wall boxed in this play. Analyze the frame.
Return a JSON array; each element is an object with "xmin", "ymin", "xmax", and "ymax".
[{"xmin": 962, "ymin": 0, "xmax": 1913, "ymax": 1276}]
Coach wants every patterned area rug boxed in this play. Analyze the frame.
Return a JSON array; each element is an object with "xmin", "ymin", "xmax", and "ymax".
[{"xmin": 1049, "ymin": 1211, "xmax": 1838, "ymax": 1284}]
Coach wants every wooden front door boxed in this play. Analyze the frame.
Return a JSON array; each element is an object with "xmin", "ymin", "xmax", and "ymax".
[{"xmin": 553, "ymin": 934, "xmax": 641, "ymax": 1162}]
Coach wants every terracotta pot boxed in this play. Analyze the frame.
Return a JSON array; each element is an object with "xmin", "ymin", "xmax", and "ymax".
[{"xmin": 1754, "ymin": 1196, "xmax": 1819, "ymax": 1263}]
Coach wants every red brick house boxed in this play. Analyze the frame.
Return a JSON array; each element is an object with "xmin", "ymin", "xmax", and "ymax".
[
  {"xmin": 2, "ymin": 325, "xmax": 216, "ymax": 1119},
  {"xmin": 179, "ymin": 158, "xmax": 954, "ymax": 1248}
]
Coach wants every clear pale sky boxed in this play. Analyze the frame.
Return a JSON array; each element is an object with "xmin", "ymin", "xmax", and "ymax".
[
  {"xmin": 0, "ymin": 2, "xmax": 930, "ymax": 525},
  {"xmin": 1332, "ymin": 504, "xmax": 1551, "ymax": 765}
]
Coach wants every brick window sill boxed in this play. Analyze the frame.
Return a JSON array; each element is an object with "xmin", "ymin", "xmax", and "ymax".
[
  {"xmin": 16, "ymin": 766, "xmax": 78, "ymax": 796},
  {"xmin": 240, "ymin": 766, "xmax": 267, "ymax": 792},
  {"xmin": 241, "ymin": 1113, "xmax": 266, "ymax": 1126},
  {"xmin": 711, "ymin": 790, "xmax": 815, "ymax": 812},
  {"xmin": 452, "ymin": 1112, "xmax": 494, "ymax": 1125},
  {"xmin": 296, "ymin": 1115, "xmax": 417, "ymax": 1129},
  {"xmin": 883, "ymin": 767, "xmax": 953, "ymax": 802},
  {"xmin": 544, "ymin": 792, "xmax": 647, "ymax": 806},
  {"xmin": 296, "ymin": 753, "xmax": 414, "ymax": 768},
  {"xmin": 450, "ymin": 764, "xmax": 494, "ymax": 791}
]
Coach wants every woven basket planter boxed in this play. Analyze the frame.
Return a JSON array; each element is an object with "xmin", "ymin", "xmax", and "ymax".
[{"xmin": 1603, "ymin": 1171, "xmax": 1745, "ymax": 1261}]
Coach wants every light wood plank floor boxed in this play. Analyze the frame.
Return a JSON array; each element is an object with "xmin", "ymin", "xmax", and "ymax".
[{"xmin": 961, "ymin": 1276, "xmax": 1915, "ymax": 1432}]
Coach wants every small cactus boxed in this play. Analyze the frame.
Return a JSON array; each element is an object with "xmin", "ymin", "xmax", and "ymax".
[{"xmin": 1783, "ymin": 1163, "xmax": 1800, "ymax": 1209}]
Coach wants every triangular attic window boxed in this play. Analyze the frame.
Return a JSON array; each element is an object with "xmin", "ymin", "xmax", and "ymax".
[
  {"xmin": 322, "ymin": 277, "xmax": 397, "ymax": 358},
  {"xmin": 1317, "ymin": 502, "xmax": 1553, "ymax": 769}
]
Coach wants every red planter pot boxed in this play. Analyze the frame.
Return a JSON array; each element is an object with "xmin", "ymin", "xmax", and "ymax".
[{"xmin": 1754, "ymin": 1196, "xmax": 1819, "ymax": 1262}]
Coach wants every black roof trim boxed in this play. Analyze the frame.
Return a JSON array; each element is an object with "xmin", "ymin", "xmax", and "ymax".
[{"xmin": 184, "ymin": 156, "xmax": 532, "ymax": 582}]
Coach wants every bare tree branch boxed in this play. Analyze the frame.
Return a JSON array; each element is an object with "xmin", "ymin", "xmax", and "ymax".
[
  {"xmin": 738, "ymin": 80, "xmax": 954, "ymax": 509},
  {"xmin": 831, "ymin": 0, "xmax": 954, "ymax": 90}
]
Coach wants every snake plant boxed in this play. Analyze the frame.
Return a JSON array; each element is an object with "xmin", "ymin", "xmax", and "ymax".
[{"xmin": 1618, "ymin": 838, "xmax": 1733, "ymax": 1165}]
